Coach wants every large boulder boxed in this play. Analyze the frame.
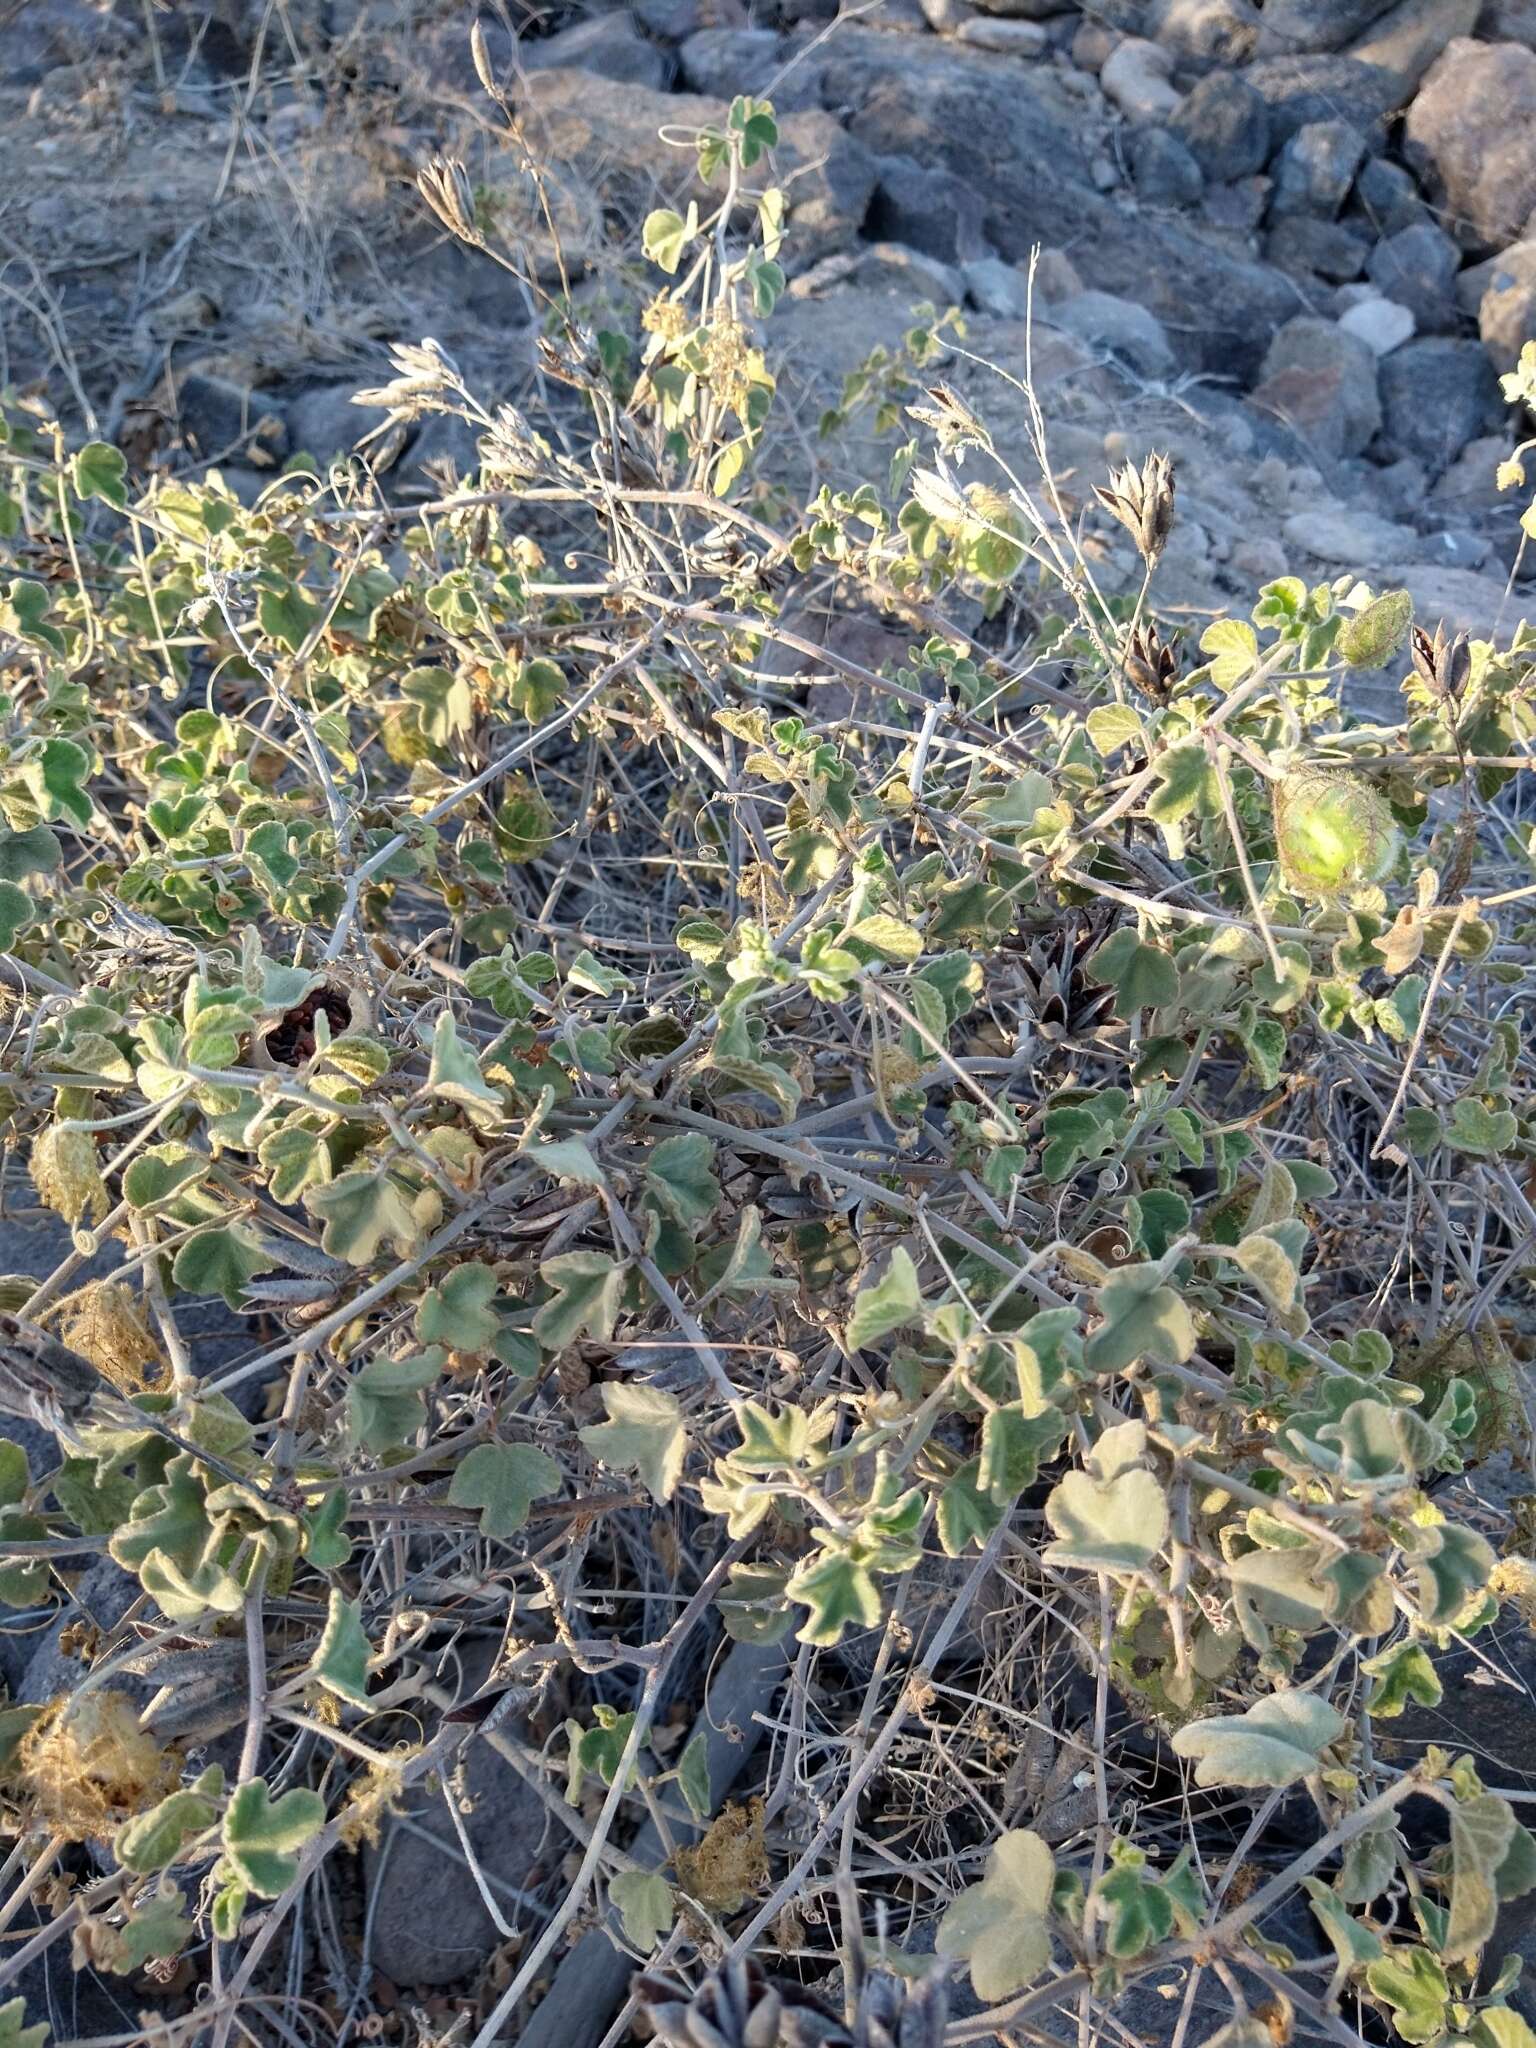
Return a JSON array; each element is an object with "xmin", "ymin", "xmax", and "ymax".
[
  {"xmin": 1243, "ymin": 53, "xmax": 1405, "ymax": 144},
  {"xmin": 1256, "ymin": 0, "xmax": 1397, "ymax": 52},
  {"xmin": 1404, "ymin": 39, "xmax": 1536, "ymax": 252},
  {"xmin": 1365, "ymin": 220, "xmax": 1463, "ymax": 333},
  {"xmin": 1478, "ymin": 239, "xmax": 1536, "ymax": 374},
  {"xmin": 808, "ymin": 29, "xmax": 1299, "ymax": 375},
  {"xmin": 1168, "ymin": 69, "xmax": 1270, "ymax": 183},
  {"xmin": 519, "ymin": 14, "xmax": 673, "ymax": 88},
  {"xmin": 1378, "ymin": 337, "xmax": 1504, "ymax": 474},
  {"xmin": 1268, "ymin": 119, "xmax": 1366, "ymax": 218},
  {"xmin": 518, "ymin": 70, "xmax": 876, "ymax": 274},
  {"xmin": 1250, "ymin": 315, "xmax": 1382, "ymax": 459},
  {"xmin": 1347, "ymin": 0, "xmax": 1480, "ymax": 93}
]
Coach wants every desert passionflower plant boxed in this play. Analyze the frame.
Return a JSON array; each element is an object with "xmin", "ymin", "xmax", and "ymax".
[{"xmin": 2, "ymin": 71, "xmax": 1536, "ymax": 2048}]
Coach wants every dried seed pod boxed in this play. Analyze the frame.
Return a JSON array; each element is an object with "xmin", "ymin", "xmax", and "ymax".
[
  {"xmin": 1273, "ymin": 768, "xmax": 1402, "ymax": 899},
  {"xmin": 1409, "ymin": 618, "xmax": 1472, "ymax": 702},
  {"xmin": 1094, "ymin": 451, "xmax": 1175, "ymax": 567},
  {"xmin": 416, "ymin": 156, "xmax": 482, "ymax": 246},
  {"xmin": 1123, "ymin": 621, "xmax": 1179, "ymax": 704}
]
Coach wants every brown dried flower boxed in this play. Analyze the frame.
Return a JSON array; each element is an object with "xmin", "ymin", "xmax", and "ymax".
[{"xmin": 1094, "ymin": 450, "xmax": 1176, "ymax": 566}]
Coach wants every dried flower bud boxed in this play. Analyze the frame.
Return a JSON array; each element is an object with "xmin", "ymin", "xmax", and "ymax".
[
  {"xmin": 907, "ymin": 381, "xmax": 993, "ymax": 459},
  {"xmin": 416, "ymin": 156, "xmax": 482, "ymax": 245},
  {"xmin": 1409, "ymin": 618, "xmax": 1472, "ymax": 703},
  {"xmin": 470, "ymin": 18, "xmax": 503, "ymax": 101},
  {"xmin": 1093, "ymin": 451, "xmax": 1176, "ymax": 567},
  {"xmin": 1123, "ymin": 621, "xmax": 1179, "ymax": 704}
]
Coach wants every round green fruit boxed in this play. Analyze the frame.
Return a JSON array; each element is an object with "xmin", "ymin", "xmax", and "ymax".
[{"xmin": 1272, "ymin": 769, "xmax": 1402, "ymax": 899}]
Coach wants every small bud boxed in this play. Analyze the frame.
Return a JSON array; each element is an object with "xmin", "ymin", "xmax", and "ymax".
[{"xmin": 1093, "ymin": 451, "xmax": 1176, "ymax": 568}]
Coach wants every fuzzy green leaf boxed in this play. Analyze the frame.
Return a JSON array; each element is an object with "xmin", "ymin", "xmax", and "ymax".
[
  {"xmin": 448, "ymin": 1441, "xmax": 561, "ymax": 1536},
  {"xmin": 580, "ymin": 1384, "xmax": 686, "ymax": 1502},
  {"xmin": 847, "ymin": 1247, "xmax": 923, "ymax": 1350},
  {"xmin": 222, "ymin": 1779, "xmax": 326, "ymax": 1898},
  {"xmin": 1170, "ymin": 1690, "xmax": 1345, "ymax": 1789},
  {"xmin": 535, "ymin": 1250, "xmax": 624, "ymax": 1350},
  {"xmin": 935, "ymin": 1829, "xmax": 1055, "ymax": 2002}
]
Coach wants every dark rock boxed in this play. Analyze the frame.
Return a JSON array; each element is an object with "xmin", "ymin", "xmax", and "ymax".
[
  {"xmin": 520, "ymin": 14, "xmax": 673, "ymax": 88},
  {"xmin": 364, "ymin": 1669, "xmax": 551, "ymax": 1986},
  {"xmin": 1349, "ymin": 0, "xmax": 1480, "ymax": 93},
  {"xmin": 1250, "ymin": 314, "xmax": 1382, "ymax": 458},
  {"xmin": 810, "ymin": 27, "xmax": 1298, "ymax": 375},
  {"xmin": 288, "ymin": 380, "xmax": 390, "ymax": 463},
  {"xmin": 1352, "ymin": 154, "xmax": 1429, "ymax": 235},
  {"xmin": 1478, "ymin": 239, "xmax": 1536, "ymax": 374},
  {"xmin": 1244, "ymin": 53, "xmax": 1405, "ymax": 145},
  {"xmin": 1257, "ymin": 0, "xmax": 1397, "ymax": 52},
  {"xmin": 170, "ymin": 368, "xmax": 289, "ymax": 466},
  {"xmin": 1267, "ymin": 215, "xmax": 1371, "ymax": 282},
  {"xmin": 1203, "ymin": 175, "xmax": 1272, "ymax": 232},
  {"xmin": 21, "ymin": 1558, "xmax": 147, "ymax": 1710},
  {"xmin": 1129, "ymin": 126, "xmax": 1205, "ymax": 206},
  {"xmin": 0, "ymin": 0, "xmax": 136, "ymax": 83},
  {"xmin": 633, "ymin": 0, "xmax": 746, "ymax": 37},
  {"xmin": 1268, "ymin": 119, "xmax": 1367, "ymax": 218},
  {"xmin": 677, "ymin": 27, "xmax": 813, "ymax": 102},
  {"xmin": 1147, "ymin": 0, "xmax": 1260, "ymax": 63},
  {"xmin": 869, "ymin": 157, "xmax": 986, "ymax": 263},
  {"xmin": 1378, "ymin": 336, "xmax": 1504, "ymax": 474},
  {"xmin": 1168, "ymin": 69, "xmax": 1271, "ymax": 182},
  {"xmin": 1404, "ymin": 37, "xmax": 1536, "ymax": 253},
  {"xmin": 1050, "ymin": 289, "xmax": 1176, "ymax": 377},
  {"xmin": 1366, "ymin": 220, "xmax": 1463, "ymax": 332}
]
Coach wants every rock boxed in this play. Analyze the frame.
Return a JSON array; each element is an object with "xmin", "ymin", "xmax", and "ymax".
[
  {"xmin": 520, "ymin": 14, "xmax": 672, "ymax": 87},
  {"xmin": 633, "ymin": 0, "xmax": 746, "ymax": 38},
  {"xmin": 1269, "ymin": 119, "xmax": 1367, "ymax": 218},
  {"xmin": 522, "ymin": 70, "xmax": 875, "ymax": 274},
  {"xmin": 1049, "ymin": 289, "xmax": 1175, "ymax": 377},
  {"xmin": 1352, "ymin": 154, "xmax": 1429, "ymax": 234},
  {"xmin": 21, "ymin": 1559, "xmax": 147, "ymax": 1710},
  {"xmin": 966, "ymin": 0, "xmax": 1066, "ymax": 16},
  {"xmin": 955, "ymin": 15, "xmax": 1049, "ymax": 51},
  {"xmin": 1365, "ymin": 220, "xmax": 1463, "ymax": 332},
  {"xmin": 1281, "ymin": 504, "xmax": 1420, "ymax": 566},
  {"xmin": 1244, "ymin": 54, "xmax": 1404, "ymax": 145},
  {"xmin": 1168, "ymin": 69, "xmax": 1270, "ymax": 182},
  {"xmin": 1378, "ymin": 337, "xmax": 1504, "ymax": 473},
  {"xmin": 1100, "ymin": 37, "xmax": 1181, "ymax": 121},
  {"xmin": 870, "ymin": 157, "xmax": 986, "ymax": 262},
  {"xmin": 1204, "ymin": 175, "xmax": 1272, "ymax": 232},
  {"xmin": 1129, "ymin": 126, "xmax": 1204, "ymax": 206},
  {"xmin": 1256, "ymin": 0, "xmax": 1397, "ymax": 51},
  {"xmin": 1476, "ymin": 239, "xmax": 1536, "ymax": 373},
  {"xmin": 1267, "ymin": 216, "xmax": 1370, "ymax": 281},
  {"xmin": 1429, "ymin": 432, "xmax": 1524, "ymax": 542},
  {"xmin": 823, "ymin": 241, "xmax": 966, "ymax": 303},
  {"xmin": 1404, "ymin": 38, "xmax": 1536, "ymax": 252},
  {"xmin": 812, "ymin": 27, "xmax": 1298, "ymax": 373},
  {"xmin": 1338, "ymin": 293, "xmax": 1416, "ymax": 354},
  {"xmin": 1148, "ymin": 0, "xmax": 1260, "ymax": 63},
  {"xmin": 1348, "ymin": 0, "xmax": 1480, "ymax": 92},
  {"xmin": 1034, "ymin": 247, "xmax": 1087, "ymax": 300},
  {"xmin": 1484, "ymin": 0, "xmax": 1536, "ymax": 46},
  {"xmin": 677, "ymin": 27, "xmax": 807, "ymax": 101},
  {"xmin": 365, "ymin": 1711, "xmax": 550, "ymax": 1986},
  {"xmin": 169, "ymin": 367, "xmax": 289, "ymax": 466},
  {"xmin": 920, "ymin": 0, "xmax": 972, "ymax": 30},
  {"xmin": 1251, "ymin": 315, "xmax": 1382, "ymax": 458},
  {"xmin": 963, "ymin": 255, "xmax": 1034, "ymax": 317},
  {"xmin": 1071, "ymin": 20, "xmax": 1120, "ymax": 70}
]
